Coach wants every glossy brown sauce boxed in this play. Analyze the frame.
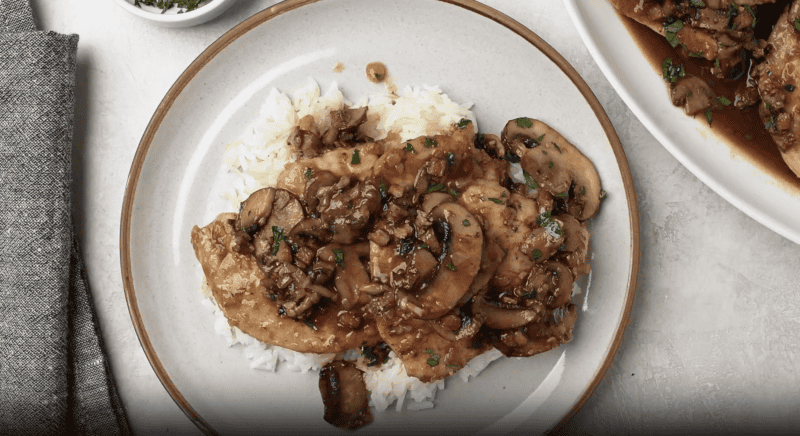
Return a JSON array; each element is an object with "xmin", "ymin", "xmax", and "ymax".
[
  {"xmin": 365, "ymin": 61, "xmax": 388, "ymax": 83},
  {"xmin": 619, "ymin": 2, "xmax": 800, "ymax": 191}
]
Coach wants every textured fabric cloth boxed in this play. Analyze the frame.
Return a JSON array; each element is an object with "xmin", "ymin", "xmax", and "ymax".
[{"xmin": 0, "ymin": 0, "xmax": 131, "ymax": 434}]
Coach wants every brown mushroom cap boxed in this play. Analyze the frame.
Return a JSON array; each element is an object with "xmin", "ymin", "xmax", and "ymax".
[
  {"xmin": 413, "ymin": 203, "xmax": 483, "ymax": 320},
  {"xmin": 518, "ymin": 119, "xmax": 602, "ymax": 221}
]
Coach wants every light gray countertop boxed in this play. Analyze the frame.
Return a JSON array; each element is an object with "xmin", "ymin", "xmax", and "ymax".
[{"xmin": 38, "ymin": 0, "xmax": 800, "ymax": 434}]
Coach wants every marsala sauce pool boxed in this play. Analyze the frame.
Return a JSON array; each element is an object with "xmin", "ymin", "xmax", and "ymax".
[{"xmin": 619, "ymin": 0, "xmax": 800, "ymax": 191}]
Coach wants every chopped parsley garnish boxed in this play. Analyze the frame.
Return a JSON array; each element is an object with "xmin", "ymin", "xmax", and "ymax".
[
  {"xmin": 662, "ymin": 58, "xmax": 685, "ymax": 83},
  {"xmin": 531, "ymin": 249, "xmax": 543, "ymax": 260},
  {"xmin": 351, "ymin": 149, "xmax": 361, "ymax": 164},
  {"xmin": 523, "ymin": 172, "xmax": 539, "ymax": 190},
  {"xmin": 404, "ymin": 143, "xmax": 415, "ymax": 153},
  {"xmin": 548, "ymin": 161, "xmax": 554, "ymax": 169},
  {"xmin": 424, "ymin": 137, "xmax": 438, "ymax": 148},
  {"xmin": 380, "ymin": 180, "xmax": 388, "ymax": 199},
  {"xmin": 462, "ymin": 219, "xmax": 471, "ymax": 226},
  {"xmin": 446, "ymin": 262, "xmax": 458, "ymax": 271},
  {"xmin": 332, "ymin": 248, "xmax": 345, "ymax": 267},
  {"xmin": 795, "ymin": 18, "xmax": 800, "ymax": 32},
  {"xmin": 705, "ymin": 109, "xmax": 713, "ymax": 126},
  {"xmin": 375, "ymin": 73, "xmax": 383, "ymax": 80},
  {"xmin": 717, "ymin": 96, "xmax": 732, "ymax": 106},
  {"xmin": 521, "ymin": 290, "xmax": 536, "ymax": 299},
  {"xmin": 515, "ymin": 117, "xmax": 533, "ymax": 128},
  {"xmin": 536, "ymin": 134, "xmax": 545, "ymax": 143},
  {"xmin": 134, "ymin": 0, "xmax": 207, "ymax": 13},
  {"xmin": 398, "ymin": 237, "xmax": 415, "ymax": 256},
  {"xmin": 765, "ymin": 116, "xmax": 776, "ymax": 130},
  {"xmin": 555, "ymin": 191, "xmax": 568, "ymax": 198},
  {"xmin": 427, "ymin": 183, "xmax": 444, "ymax": 193},
  {"xmin": 446, "ymin": 152, "xmax": 456, "ymax": 169},
  {"xmin": 536, "ymin": 211, "xmax": 564, "ymax": 238},
  {"xmin": 600, "ymin": 189, "xmax": 608, "ymax": 200},
  {"xmin": 446, "ymin": 188, "xmax": 460, "ymax": 197},
  {"xmin": 786, "ymin": 84, "xmax": 796, "ymax": 92},
  {"xmin": 305, "ymin": 168, "xmax": 313, "ymax": 178},
  {"xmin": 488, "ymin": 198, "xmax": 503, "ymax": 204},
  {"xmin": 663, "ymin": 19, "xmax": 684, "ymax": 48},
  {"xmin": 581, "ymin": 186, "xmax": 587, "ymax": 195},
  {"xmin": 419, "ymin": 243, "xmax": 429, "ymax": 249},
  {"xmin": 446, "ymin": 364, "xmax": 460, "ymax": 370},
  {"xmin": 305, "ymin": 320, "xmax": 317, "ymax": 330},
  {"xmin": 689, "ymin": 0, "xmax": 705, "ymax": 6},
  {"xmin": 423, "ymin": 348, "xmax": 441, "ymax": 366},
  {"xmin": 743, "ymin": 5, "xmax": 756, "ymax": 27},
  {"xmin": 457, "ymin": 118, "xmax": 471, "ymax": 129},
  {"xmin": 271, "ymin": 226, "xmax": 285, "ymax": 255},
  {"xmin": 504, "ymin": 151, "xmax": 521, "ymax": 163}
]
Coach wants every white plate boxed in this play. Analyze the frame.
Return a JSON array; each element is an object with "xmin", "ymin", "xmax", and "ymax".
[
  {"xmin": 564, "ymin": 0, "xmax": 800, "ymax": 245},
  {"xmin": 121, "ymin": 0, "xmax": 639, "ymax": 434}
]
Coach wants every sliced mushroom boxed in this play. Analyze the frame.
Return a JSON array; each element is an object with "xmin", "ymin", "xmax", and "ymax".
[
  {"xmin": 518, "ymin": 119, "xmax": 602, "ymax": 221},
  {"xmin": 412, "ymin": 203, "xmax": 483, "ymax": 320},
  {"xmin": 319, "ymin": 361, "xmax": 373, "ymax": 431},
  {"xmin": 236, "ymin": 187, "xmax": 276, "ymax": 234},
  {"xmin": 471, "ymin": 296, "xmax": 544, "ymax": 330}
]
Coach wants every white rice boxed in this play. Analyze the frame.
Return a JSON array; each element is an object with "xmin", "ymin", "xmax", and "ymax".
[{"xmin": 205, "ymin": 78, "xmax": 502, "ymax": 413}]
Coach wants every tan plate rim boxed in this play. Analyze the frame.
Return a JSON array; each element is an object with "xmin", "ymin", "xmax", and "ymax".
[{"xmin": 119, "ymin": 1, "xmax": 641, "ymax": 434}]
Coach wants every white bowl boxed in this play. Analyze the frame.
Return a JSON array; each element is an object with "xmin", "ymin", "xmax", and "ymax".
[{"xmin": 112, "ymin": 0, "xmax": 236, "ymax": 27}]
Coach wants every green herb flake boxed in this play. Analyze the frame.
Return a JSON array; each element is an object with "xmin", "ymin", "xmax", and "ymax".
[
  {"xmin": 134, "ymin": 0, "xmax": 207, "ymax": 13},
  {"xmin": 380, "ymin": 180, "xmax": 388, "ymax": 199},
  {"xmin": 427, "ymin": 183, "xmax": 444, "ymax": 193},
  {"xmin": 662, "ymin": 58, "xmax": 686, "ymax": 84},
  {"xmin": 548, "ymin": 161, "xmax": 554, "ymax": 169},
  {"xmin": 304, "ymin": 320, "xmax": 318, "ymax": 331},
  {"xmin": 689, "ymin": 0, "xmax": 705, "ymax": 6},
  {"xmin": 427, "ymin": 356, "xmax": 440, "ymax": 366},
  {"xmin": 446, "ymin": 188, "xmax": 460, "ymax": 197},
  {"xmin": 515, "ymin": 117, "xmax": 533, "ymax": 128},
  {"xmin": 531, "ymin": 249, "xmax": 543, "ymax": 260},
  {"xmin": 351, "ymin": 149, "xmax": 361, "ymax": 165},
  {"xmin": 457, "ymin": 118, "xmax": 471, "ymax": 129},
  {"xmin": 332, "ymin": 248, "xmax": 345, "ymax": 267},
  {"xmin": 521, "ymin": 290, "xmax": 536, "ymax": 299},
  {"xmin": 305, "ymin": 168, "xmax": 313, "ymax": 179},
  {"xmin": 795, "ymin": 19, "xmax": 800, "ymax": 32},
  {"xmin": 744, "ymin": 134, "xmax": 753, "ymax": 141},
  {"xmin": 488, "ymin": 198, "xmax": 503, "ymax": 204},
  {"xmin": 462, "ymin": 219, "xmax": 471, "ymax": 227},
  {"xmin": 765, "ymin": 116, "xmax": 776, "ymax": 130},
  {"xmin": 423, "ymin": 348, "xmax": 434, "ymax": 354},
  {"xmin": 536, "ymin": 134, "xmax": 545, "ymax": 143},
  {"xmin": 705, "ymin": 109, "xmax": 713, "ymax": 126},
  {"xmin": 404, "ymin": 143, "xmax": 415, "ymax": 153},
  {"xmin": 446, "ymin": 262, "xmax": 458, "ymax": 271},
  {"xmin": 419, "ymin": 243, "xmax": 429, "ymax": 249},
  {"xmin": 786, "ymin": 84, "xmax": 796, "ymax": 92},
  {"xmin": 717, "ymin": 96, "xmax": 732, "ymax": 106},
  {"xmin": 523, "ymin": 172, "xmax": 539, "ymax": 190},
  {"xmin": 446, "ymin": 152, "xmax": 456, "ymax": 170},
  {"xmin": 743, "ymin": 4, "xmax": 756, "ymax": 27},
  {"xmin": 504, "ymin": 151, "xmax": 521, "ymax": 164},
  {"xmin": 271, "ymin": 226, "xmax": 285, "ymax": 255},
  {"xmin": 556, "ymin": 191, "xmax": 568, "ymax": 198},
  {"xmin": 581, "ymin": 186, "xmax": 587, "ymax": 195},
  {"xmin": 663, "ymin": 19, "xmax": 684, "ymax": 48},
  {"xmin": 446, "ymin": 364, "xmax": 460, "ymax": 370},
  {"xmin": 424, "ymin": 137, "xmax": 438, "ymax": 148},
  {"xmin": 600, "ymin": 189, "xmax": 608, "ymax": 200},
  {"xmin": 375, "ymin": 73, "xmax": 383, "ymax": 80}
]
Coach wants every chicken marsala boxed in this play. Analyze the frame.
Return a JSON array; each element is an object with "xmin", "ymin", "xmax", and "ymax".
[{"xmin": 191, "ymin": 107, "xmax": 602, "ymax": 429}]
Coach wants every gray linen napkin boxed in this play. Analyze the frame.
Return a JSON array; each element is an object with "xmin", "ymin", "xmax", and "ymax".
[{"xmin": 0, "ymin": 0, "xmax": 132, "ymax": 434}]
